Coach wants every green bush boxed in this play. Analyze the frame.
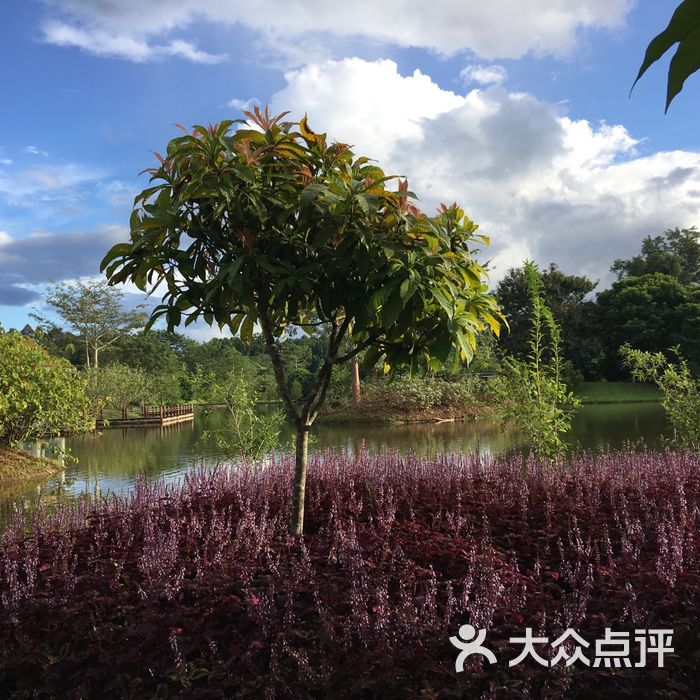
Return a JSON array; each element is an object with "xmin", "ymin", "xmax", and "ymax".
[
  {"xmin": 0, "ymin": 332, "xmax": 92, "ymax": 445},
  {"xmin": 437, "ymin": 375, "xmax": 485, "ymax": 408},
  {"xmin": 204, "ymin": 375, "xmax": 283, "ymax": 461},
  {"xmin": 620, "ymin": 344, "xmax": 700, "ymax": 450},
  {"xmin": 363, "ymin": 375, "xmax": 484, "ymax": 413}
]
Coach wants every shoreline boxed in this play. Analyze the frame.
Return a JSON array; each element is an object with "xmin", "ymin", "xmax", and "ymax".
[{"xmin": 0, "ymin": 446, "xmax": 62, "ymax": 483}]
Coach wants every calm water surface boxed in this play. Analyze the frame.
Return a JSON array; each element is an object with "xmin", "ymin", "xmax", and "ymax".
[{"xmin": 3, "ymin": 402, "xmax": 669, "ymax": 519}]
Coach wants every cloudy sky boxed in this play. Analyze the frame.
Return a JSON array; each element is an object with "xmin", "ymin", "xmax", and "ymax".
[{"xmin": 1, "ymin": 1, "xmax": 698, "ymax": 335}]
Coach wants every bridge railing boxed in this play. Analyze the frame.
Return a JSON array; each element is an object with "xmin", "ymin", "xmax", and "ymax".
[{"xmin": 142, "ymin": 404, "xmax": 195, "ymax": 419}]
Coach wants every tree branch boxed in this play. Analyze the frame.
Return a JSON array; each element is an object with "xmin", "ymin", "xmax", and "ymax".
[
  {"xmin": 303, "ymin": 314, "xmax": 353, "ymax": 422},
  {"xmin": 334, "ymin": 334, "xmax": 381, "ymax": 364},
  {"xmin": 258, "ymin": 312, "xmax": 300, "ymax": 427}
]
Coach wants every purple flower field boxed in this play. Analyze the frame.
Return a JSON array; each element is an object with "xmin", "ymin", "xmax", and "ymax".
[{"xmin": 0, "ymin": 448, "xmax": 698, "ymax": 698}]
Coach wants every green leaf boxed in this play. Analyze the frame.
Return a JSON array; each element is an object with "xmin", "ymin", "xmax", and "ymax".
[
  {"xmin": 300, "ymin": 183, "xmax": 329, "ymax": 205},
  {"xmin": 632, "ymin": 0, "xmax": 700, "ymax": 110},
  {"xmin": 362, "ymin": 346, "xmax": 384, "ymax": 371},
  {"xmin": 240, "ymin": 315, "xmax": 255, "ymax": 344},
  {"xmin": 431, "ymin": 329, "xmax": 453, "ymax": 364},
  {"xmin": 667, "ymin": 25, "xmax": 700, "ymax": 109},
  {"xmin": 431, "ymin": 288, "xmax": 454, "ymax": 318},
  {"xmin": 381, "ymin": 290, "xmax": 404, "ymax": 330},
  {"xmin": 229, "ymin": 313, "xmax": 245, "ymax": 334},
  {"xmin": 399, "ymin": 277, "xmax": 417, "ymax": 303}
]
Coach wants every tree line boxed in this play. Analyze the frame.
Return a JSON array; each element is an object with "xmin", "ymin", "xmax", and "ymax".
[
  {"xmin": 6, "ymin": 224, "xmax": 699, "ymax": 412},
  {"xmin": 495, "ymin": 227, "xmax": 700, "ymax": 382}
]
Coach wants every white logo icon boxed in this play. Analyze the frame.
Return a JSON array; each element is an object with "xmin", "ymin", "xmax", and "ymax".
[{"xmin": 449, "ymin": 624, "xmax": 497, "ymax": 671}]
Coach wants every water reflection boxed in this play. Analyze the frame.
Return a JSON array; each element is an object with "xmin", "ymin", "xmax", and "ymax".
[{"xmin": 2, "ymin": 402, "xmax": 669, "ymax": 519}]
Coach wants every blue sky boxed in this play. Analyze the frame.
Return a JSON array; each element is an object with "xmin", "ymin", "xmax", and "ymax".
[{"xmin": 0, "ymin": 1, "xmax": 697, "ymax": 337}]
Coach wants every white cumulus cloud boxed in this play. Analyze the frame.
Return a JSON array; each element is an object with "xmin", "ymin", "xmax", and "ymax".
[
  {"xmin": 42, "ymin": 19, "xmax": 226, "ymax": 63},
  {"xmin": 272, "ymin": 59, "xmax": 464, "ymax": 161},
  {"xmin": 461, "ymin": 64, "xmax": 508, "ymax": 86},
  {"xmin": 269, "ymin": 58, "xmax": 700, "ymax": 286},
  {"xmin": 41, "ymin": 0, "xmax": 633, "ymax": 62}
]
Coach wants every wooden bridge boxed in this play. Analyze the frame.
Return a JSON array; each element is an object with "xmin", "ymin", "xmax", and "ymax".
[{"xmin": 96, "ymin": 404, "xmax": 195, "ymax": 429}]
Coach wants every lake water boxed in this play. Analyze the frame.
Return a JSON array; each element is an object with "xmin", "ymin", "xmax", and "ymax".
[{"xmin": 3, "ymin": 402, "xmax": 668, "ymax": 519}]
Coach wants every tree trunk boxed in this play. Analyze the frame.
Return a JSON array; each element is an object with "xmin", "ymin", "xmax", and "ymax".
[
  {"xmin": 351, "ymin": 360, "xmax": 361, "ymax": 406},
  {"xmin": 291, "ymin": 426, "xmax": 310, "ymax": 536},
  {"xmin": 85, "ymin": 339, "xmax": 90, "ymax": 368},
  {"xmin": 93, "ymin": 345, "xmax": 99, "ymax": 368}
]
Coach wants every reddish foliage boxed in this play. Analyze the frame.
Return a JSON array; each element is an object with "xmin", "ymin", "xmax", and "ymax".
[{"xmin": 0, "ymin": 449, "xmax": 698, "ymax": 698}]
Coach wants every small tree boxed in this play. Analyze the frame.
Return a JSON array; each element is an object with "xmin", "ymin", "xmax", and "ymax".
[
  {"xmin": 84, "ymin": 363, "xmax": 152, "ymax": 419},
  {"xmin": 101, "ymin": 108, "xmax": 503, "ymax": 534},
  {"xmin": 32, "ymin": 278, "xmax": 147, "ymax": 368},
  {"xmin": 203, "ymin": 375, "xmax": 283, "ymax": 462},
  {"xmin": 0, "ymin": 333, "xmax": 92, "ymax": 446},
  {"xmin": 491, "ymin": 262, "xmax": 580, "ymax": 458},
  {"xmin": 620, "ymin": 344, "xmax": 700, "ymax": 450}
]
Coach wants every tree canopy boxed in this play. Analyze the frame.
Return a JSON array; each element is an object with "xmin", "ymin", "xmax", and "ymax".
[
  {"xmin": 32, "ymin": 278, "xmax": 148, "ymax": 368},
  {"xmin": 495, "ymin": 263, "xmax": 600, "ymax": 380},
  {"xmin": 597, "ymin": 273, "xmax": 700, "ymax": 377},
  {"xmin": 101, "ymin": 107, "xmax": 504, "ymax": 533},
  {"xmin": 84, "ymin": 363, "xmax": 153, "ymax": 418},
  {"xmin": 611, "ymin": 227, "xmax": 700, "ymax": 285}
]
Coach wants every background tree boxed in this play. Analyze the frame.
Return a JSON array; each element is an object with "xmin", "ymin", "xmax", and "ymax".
[
  {"xmin": 101, "ymin": 108, "xmax": 503, "ymax": 534},
  {"xmin": 611, "ymin": 227, "xmax": 700, "ymax": 285},
  {"xmin": 0, "ymin": 333, "xmax": 92, "ymax": 445},
  {"xmin": 279, "ymin": 336, "xmax": 314, "ymax": 400},
  {"xmin": 20, "ymin": 324, "xmax": 84, "ymax": 367},
  {"xmin": 633, "ymin": 0, "xmax": 700, "ymax": 111},
  {"xmin": 597, "ymin": 273, "xmax": 700, "ymax": 377},
  {"xmin": 495, "ymin": 263, "xmax": 600, "ymax": 380},
  {"xmin": 32, "ymin": 278, "xmax": 147, "ymax": 368},
  {"xmin": 84, "ymin": 363, "xmax": 153, "ymax": 420},
  {"xmin": 108, "ymin": 330, "xmax": 188, "ymax": 403},
  {"xmin": 182, "ymin": 337, "xmax": 273, "ymax": 402}
]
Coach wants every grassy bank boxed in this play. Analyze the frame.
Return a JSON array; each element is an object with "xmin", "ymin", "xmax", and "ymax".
[
  {"xmin": 1, "ymin": 449, "xmax": 697, "ymax": 698},
  {"xmin": 574, "ymin": 381, "xmax": 661, "ymax": 404},
  {"xmin": 320, "ymin": 401, "xmax": 492, "ymax": 424},
  {"xmin": 323, "ymin": 380, "xmax": 662, "ymax": 425},
  {"xmin": 0, "ymin": 447, "xmax": 60, "ymax": 482},
  {"xmin": 321, "ymin": 376, "xmax": 493, "ymax": 424}
]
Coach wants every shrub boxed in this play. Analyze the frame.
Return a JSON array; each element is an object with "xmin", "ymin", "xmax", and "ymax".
[
  {"xmin": 363, "ymin": 375, "xmax": 485, "ymax": 414},
  {"xmin": 83, "ymin": 363, "xmax": 152, "ymax": 418},
  {"xmin": 0, "ymin": 448, "xmax": 698, "ymax": 698},
  {"xmin": 621, "ymin": 344, "xmax": 700, "ymax": 450},
  {"xmin": 203, "ymin": 374, "xmax": 283, "ymax": 461},
  {"xmin": 437, "ymin": 374, "xmax": 485, "ymax": 408},
  {"xmin": 0, "ymin": 332, "xmax": 92, "ymax": 445}
]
